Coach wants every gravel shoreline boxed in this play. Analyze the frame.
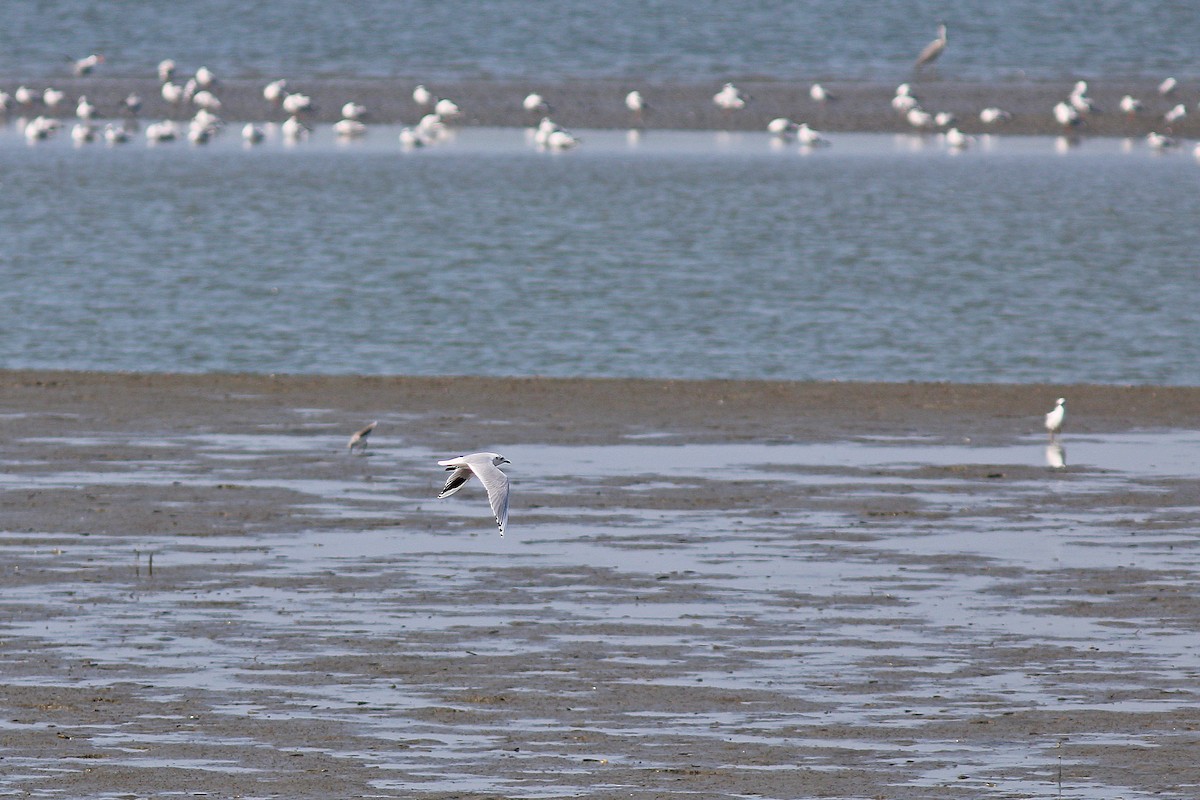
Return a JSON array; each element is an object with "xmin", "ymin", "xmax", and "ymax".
[{"xmin": 6, "ymin": 76, "xmax": 1199, "ymax": 137}]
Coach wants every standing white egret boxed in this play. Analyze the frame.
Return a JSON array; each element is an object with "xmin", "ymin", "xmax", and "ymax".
[
  {"xmin": 437, "ymin": 453, "xmax": 511, "ymax": 535},
  {"xmin": 915, "ymin": 24, "xmax": 947, "ymax": 69},
  {"xmin": 1044, "ymin": 398, "xmax": 1066, "ymax": 439}
]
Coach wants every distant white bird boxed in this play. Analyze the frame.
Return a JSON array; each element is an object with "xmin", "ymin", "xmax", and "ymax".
[
  {"xmin": 1147, "ymin": 131, "xmax": 1178, "ymax": 150},
  {"xmin": 713, "ymin": 82, "xmax": 747, "ymax": 111},
  {"xmin": 1118, "ymin": 95, "xmax": 1143, "ymax": 115},
  {"xmin": 434, "ymin": 97, "xmax": 460, "ymax": 117},
  {"xmin": 766, "ymin": 117, "xmax": 798, "ymax": 137},
  {"xmin": 241, "ymin": 123, "xmax": 264, "ymax": 144},
  {"xmin": 412, "ymin": 84, "xmax": 434, "ymax": 106},
  {"xmin": 398, "ymin": 127, "xmax": 426, "ymax": 148},
  {"xmin": 915, "ymin": 23, "xmax": 947, "ymax": 68},
  {"xmin": 533, "ymin": 116, "xmax": 560, "ymax": 146},
  {"xmin": 437, "ymin": 453, "xmax": 511, "ymax": 535},
  {"xmin": 907, "ymin": 107, "xmax": 934, "ymax": 129},
  {"xmin": 145, "ymin": 120, "xmax": 179, "ymax": 143},
  {"xmin": 157, "ymin": 59, "xmax": 176, "ymax": 83},
  {"xmin": 934, "ymin": 111, "xmax": 957, "ymax": 127},
  {"xmin": 161, "ymin": 82, "xmax": 184, "ymax": 104},
  {"xmin": 1158, "ymin": 76, "xmax": 1178, "ymax": 96},
  {"xmin": 71, "ymin": 122, "xmax": 96, "ymax": 144},
  {"xmin": 103, "ymin": 123, "xmax": 130, "ymax": 145},
  {"xmin": 43, "ymin": 88, "xmax": 65, "ymax": 109},
  {"xmin": 545, "ymin": 128, "xmax": 579, "ymax": 149},
  {"xmin": 891, "ymin": 91, "xmax": 919, "ymax": 113},
  {"xmin": 417, "ymin": 112, "xmax": 448, "ymax": 140},
  {"xmin": 347, "ymin": 421, "xmax": 377, "ymax": 453},
  {"xmin": 263, "ymin": 79, "xmax": 288, "ymax": 104},
  {"xmin": 810, "ymin": 83, "xmax": 833, "ymax": 102},
  {"xmin": 523, "ymin": 92, "xmax": 549, "ymax": 113},
  {"xmin": 1164, "ymin": 103, "xmax": 1186, "ymax": 124},
  {"xmin": 1069, "ymin": 81, "xmax": 1096, "ymax": 115},
  {"xmin": 195, "ymin": 66, "xmax": 217, "ymax": 88},
  {"xmin": 282, "ymin": 92, "xmax": 313, "ymax": 114},
  {"xmin": 796, "ymin": 123, "xmax": 827, "ymax": 146},
  {"xmin": 14, "ymin": 86, "xmax": 35, "ymax": 106},
  {"xmin": 24, "ymin": 116, "xmax": 59, "ymax": 142},
  {"xmin": 625, "ymin": 90, "xmax": 646, "ymax": 113},
  {"xmin": 1053, "ymin": 101, "xmax": 1081, "ymax": 128},
  {"xmin": 122, "ymin": 92, "xmax": 142, "ymax": 114},
  {"xmin": 281, "ymin": 115, "xmax": 309, "ymax": 141},
  {"xmin": 72, "ymin": 53, "xmax": 104, "ymax": 76},
  {"xmin": 334, "ymin": 118, "xmax": 367, "ymax": 138},
  {"xmin": 979, "ymin": 107, "xmax": 1012, "ymax": 124},
  {"xmin": 945, "ymin": 127, "xmax": 971, "ymax": 149},
  {"xmin": 75, "ymin": 95, "xmax": 96, "ymax": 120},
  {"xmin": 192, "ymin": 89, "xmax": 221, "ymax": 111},
  {"xmin": 1044, "ymin": 397, "xmax": 1066, "ymax": 438},
  {"xmin": 341, "ymin": 101, "xmax": 366, "ymax": 120},
  {"xmin": 0, "ymin": 91, "xmax": 13, "ymax": 111},
  {"xmin": 187, "ymin": 123, "xmax": 212, "ymax": 145}
]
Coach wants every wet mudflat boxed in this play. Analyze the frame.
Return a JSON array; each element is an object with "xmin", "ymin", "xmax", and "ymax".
[{"xmin": 1, "ymin": 373, "xmax": 1199, "ymax": 799}]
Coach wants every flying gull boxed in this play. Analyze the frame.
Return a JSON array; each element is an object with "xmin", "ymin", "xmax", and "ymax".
[{"xmin": 437, "ymin": 452, "xmax": 511, "ymax": 535}]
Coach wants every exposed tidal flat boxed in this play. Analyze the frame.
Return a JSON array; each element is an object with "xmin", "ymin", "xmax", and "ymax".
[{"xmin": 1, "ymin": 371, "xmax": 1199, "ymax": 798}]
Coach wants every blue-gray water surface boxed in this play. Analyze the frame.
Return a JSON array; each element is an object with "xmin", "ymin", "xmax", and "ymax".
[
  {"xmin": 2, "ymin": 1, "xmax": 1199, "ymax": 84},
  {"xmin": 3, "ymin": 125, "xmax": 1197, "ymax": 384}
]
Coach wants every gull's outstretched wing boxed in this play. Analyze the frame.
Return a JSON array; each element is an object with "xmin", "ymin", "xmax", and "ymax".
[
  {"xmin": 471, "ymin": 459, "xmax": 511, "ymax": 535},
  {"xmin": 438, "ymin": 466, "xmax": 473, "ymax": 498}
]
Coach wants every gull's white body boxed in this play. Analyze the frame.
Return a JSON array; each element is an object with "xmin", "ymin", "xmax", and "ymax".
[
  {"xmin": 1044, "ymin": 397, "xmax": 1066, "ymax": 437},
  {"xmin": 348, "ymin": 421, "xmax": 377, "ymax": 452},
  {"xmin": 713, "ymin": 83, "xmax": 746, "ymax": 111},
  {"xmin": 437, "ymin": 453, "xmax": 511, "ymax": 535}
]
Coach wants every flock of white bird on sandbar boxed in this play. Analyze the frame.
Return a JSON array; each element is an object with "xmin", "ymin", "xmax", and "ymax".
[{"xmin": 3, "ymin": 29, "xmax": 1198, "ymax": 156}]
